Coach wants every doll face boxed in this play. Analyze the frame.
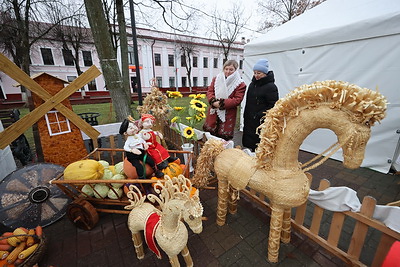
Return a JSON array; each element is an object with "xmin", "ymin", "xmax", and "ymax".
[
  {"xmin": 141, "ymin": 118, "xmax": 153, "ymax": 129},
  {"xmin": 126, "ymin": 122, "xmax": 139, "ymax": 136}
]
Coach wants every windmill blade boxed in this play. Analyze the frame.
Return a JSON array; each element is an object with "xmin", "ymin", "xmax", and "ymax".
[{"xmin": 0, "ymin": 59, "xmax": 101, "ymax": 149}]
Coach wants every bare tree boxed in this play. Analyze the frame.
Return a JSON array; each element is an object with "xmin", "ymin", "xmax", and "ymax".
[
  {"xmin": 211, "ymin": 3, "xmax": 249, "ymax": 61},
  {"xmin": 258, "ymin": 0, "xmax": 326, "ymax": 31},
  {"xmin": 178, "ymin": 40, "xmax": 196, "ymax": 92},
  {"xmin": 0, "ymin": 0, "xmax": 68, "ymax": 76},
  {"xmin": 49, "ymin": 3, "xmax": 91, "ymax": 78}
]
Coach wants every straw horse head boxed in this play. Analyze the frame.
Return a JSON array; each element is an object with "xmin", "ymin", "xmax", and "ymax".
[
  {"xmin": 193, "ymin": 80, "xmax": 387, "ymax": 262},
  {"xmin": 125, "ymin": 175, "xmax": 203, "ymax": 267}
]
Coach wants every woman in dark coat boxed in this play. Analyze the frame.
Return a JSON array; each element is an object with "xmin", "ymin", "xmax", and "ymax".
[
  {"xmin": 203, "ymin": 59, "xmax": 246, "ymax": 140},
  {"xmin": 242, "ymin": 59, "xmax": 279, "ymax": 151}
]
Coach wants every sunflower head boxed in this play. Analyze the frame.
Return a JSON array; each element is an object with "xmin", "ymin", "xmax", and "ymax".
[
  {"xmin": 190, "ymin": 99, "xmax": 207, "ymax": 112},
  {"xmin": 167, "ymin": 91, "xmax": 183, "ymax": 98},
  {"xmin": 183, "ymin": 127, "xmax": 195, "ymax": 139},
  {"xmin": 171, "ymin": 116, "xmax": 180, "ymax": 123}
]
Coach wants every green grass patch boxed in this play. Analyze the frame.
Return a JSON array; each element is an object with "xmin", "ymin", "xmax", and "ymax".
[{"xmin": 16, "ymin": 97, "xmax": 208, "ymax": 150}]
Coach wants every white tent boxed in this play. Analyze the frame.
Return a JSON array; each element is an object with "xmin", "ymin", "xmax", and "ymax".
[{"xmin": 243, "ymin": 0, "xmax": 400, "ymax": 173}]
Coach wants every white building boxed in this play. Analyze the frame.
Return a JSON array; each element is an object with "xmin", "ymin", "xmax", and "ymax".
[{"xmin": 0, "ymin": 26, "xmax": 245, "ymax": 102}]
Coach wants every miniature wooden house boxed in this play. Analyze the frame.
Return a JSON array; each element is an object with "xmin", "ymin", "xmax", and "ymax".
[{"xmin": 31, "ymin": 73, "xmax": 87, "ymax": 166}]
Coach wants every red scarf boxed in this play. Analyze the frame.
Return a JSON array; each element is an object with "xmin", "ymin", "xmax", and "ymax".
[{"xmin": 144, "ymin": 212, "xmax": 162, "ymax": 258}]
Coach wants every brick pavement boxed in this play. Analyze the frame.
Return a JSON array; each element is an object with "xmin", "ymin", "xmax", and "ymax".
[{"xmin": 37, "ymin": 131, "xmax": 399, "ymax": 267}]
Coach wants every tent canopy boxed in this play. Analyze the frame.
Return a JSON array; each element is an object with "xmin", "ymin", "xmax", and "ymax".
[
  {"xmin": 245, "ymin": 0, "xmax": 400, "ymax": 56},
  {"xmin": 243, "ymin": 0, "xmax": 400, "ymax": 173}
]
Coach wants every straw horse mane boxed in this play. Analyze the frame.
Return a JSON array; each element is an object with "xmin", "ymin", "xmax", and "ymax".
[{"xmin": 256, "ymin": 80, "xmax": 387, "ymax": 170}]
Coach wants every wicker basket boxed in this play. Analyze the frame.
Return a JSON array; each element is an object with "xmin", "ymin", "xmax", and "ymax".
[{"xmin": 0, "ymin": 233, "xmax": 46, "ymax": 267}]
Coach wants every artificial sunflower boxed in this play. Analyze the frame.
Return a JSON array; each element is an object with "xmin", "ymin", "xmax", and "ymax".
[
  {"xmin": 171, "ymin": 116, "xmax": 179, "ymax": 123},
  {"xmin": 189, "ymin": 93, "xmax": 206, "ymax": 99},
  {"xmin": 166, "ymin": 91, "xmax": 183, "ymax": 98},
  {"xmin": 183, "ymin": 127, "xmax": 195, "ymax": 139},
  {"xmin": 190, "ymin": 99, "xmax": 207, "ymax": 112}
]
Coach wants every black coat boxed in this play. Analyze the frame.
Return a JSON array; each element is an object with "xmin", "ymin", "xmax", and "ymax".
[{"xmin": 242, "ymin": 71, "xmax": 279, "ymax": 151}]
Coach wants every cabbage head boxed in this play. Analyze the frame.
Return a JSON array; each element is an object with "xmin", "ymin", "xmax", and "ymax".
[
  {"xmin": 114, "ymin": 162, "xmax": 124, "ymax": 175},
  {"xmin": 98, "ymin": 160, "xmax": 110, "ymax": 169},
  {"xmin": 81, "ymin": 184, "xmax": 94, "ymax": 197},
  {"xmin": 110, "ymin": 174, "xmax": 125, "ymax": 188},
  {"xmin": 93, "ymin": 184, "xmax": 109, "ymax": 198},
  {"xmin": 102, "ymin": 169, "xmax": 113, "ymax": 180},
  {"xmin": 107, "ymin": 187, "xmax": 123, "ymax": 199}
]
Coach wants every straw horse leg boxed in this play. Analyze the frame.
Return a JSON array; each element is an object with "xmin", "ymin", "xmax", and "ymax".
[
  {"xmin": 280, "ymin": 208, "xmax": 291, "ymax": 243},
  {"xmin": 268, "ymin": 205, "xmax": 284, "ymax": 263},
  {"xmin": 169, "ymin": 255, "xmax": 180, "ymax": 267},
  {"xmin": 181, "ymin": 245, "xmax": 193, "ymax": 267},
  {"xmin": 132, "ymin": 232, "xmax": 145, "ymax": 259},
  {"xmin": 228, "ymin": 185, "xmax": 239, "ymax": 215},
  {"xmin": 216, "ymin": 179, "xmax": 229, "ymax": 226}
]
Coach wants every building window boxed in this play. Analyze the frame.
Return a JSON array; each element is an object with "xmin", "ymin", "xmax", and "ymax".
[
  {"xmin": 154, "ymin": 53, "xmax": 161, "ymax": 66},
  {"xmin": 62, "ymin": 49, "xmax": 74, "ymax": 66},
  {"xmin": 213, "ymin": 58, "xmax": 218, "ymax": 68},
  {"xmin": 203, "ymin": 77, "xmax": 208, "ymax": 86},
  {"xmin": 181, "ymin": 77, "xmax": 187, "ymax": 87},
  {"xmin": 45, "ymin": 110, "xmax": 71, "ymax": 136},
  {"xmin": 239, "ymin": 60, "xmax": 243, "ymax": 70},
  {"xmin": 169, "ymin": 77, "xmax": 175, "ymax": 88},
  {"xmin": 40, "ymin": 48, "xmax": 54, "ymax": 65},
  {"xmin": 168, "ymin": 54, "xmax": 174, "ymax": 67},
  {"xmin": 131, "ymin": 77, "xmax": 137, "ymax": 92},
  {"xmin": 193, "ymin": 56, "xmax": 198, "ymax": 67},
  {"xmin": 181, "ymin": 55, "xmax": 186, "ymax": 67},
  {"xmin": 203, "ymin": 57, "xmax": 208, "ymax": 68},
  {"xmin": 87, "ymin": 79, "xmax": 97, "ymax": 91},
  {"xmin": 193, "ymin": 77, "xmax": 198, "ymax": 87},
  {"xmin": 128, "ymin": 51, "xmax": 135, "ymax": 65},
  {"xmin": 82, "ymin": 51, "xmax": 93, "ymax": 66},
  {"xmin": 66, "ymin": 76, "xmax": 76, "ymax": 82},
  {"xmin": 156, "ymin": 76, "xmax": 162, "ymax": 88}
]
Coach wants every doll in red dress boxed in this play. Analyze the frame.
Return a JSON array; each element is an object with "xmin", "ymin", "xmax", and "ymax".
[{"xmin": 139, "ymin": 114, "xmax": 178, "ymax": 170}]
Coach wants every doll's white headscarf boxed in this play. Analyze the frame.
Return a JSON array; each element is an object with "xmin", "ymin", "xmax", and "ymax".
[{"xmin": 211, "ymin": 71, "xmax": 243, "ymax": 122}]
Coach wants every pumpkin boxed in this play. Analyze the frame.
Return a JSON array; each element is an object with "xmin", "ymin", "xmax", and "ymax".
[
  {"xmin": 162, "ymin": 162, "xmax": 183, "ymax": 178},
  {"xmin": 180, "ymin": 164, "xmax": 189, "ymax": 177},
  {"xmin": 172, "ymin": 158, "xmax": 181, "ymax": 165},
  {"xmin": 123, "ymin": 157, "xmax": 153, "ymax": 179},
  {"xmin": 64, "ymin": 159, "xmax": 104, "ymax": 181}
]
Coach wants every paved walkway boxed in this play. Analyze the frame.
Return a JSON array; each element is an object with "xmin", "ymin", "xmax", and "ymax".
[{"xmin": 38, "ymin": 131, "xmax": 399, "ymax": 267}]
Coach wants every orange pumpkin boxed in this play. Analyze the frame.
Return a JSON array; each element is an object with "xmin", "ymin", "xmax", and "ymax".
[
  {"xmin": 180, "ymin": 164, "xmax": 189, "ymax": 177},
  {"xmin": 162, "ymin": 162, "xmax": 183, "ymax": 178},
  {"xmin": 123, "ymin": 157, "xmax": 153, "ymax": 179}
]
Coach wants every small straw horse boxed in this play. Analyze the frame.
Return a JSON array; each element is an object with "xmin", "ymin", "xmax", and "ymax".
[
  {"xmin": 125, "ymin": 175, "xmax": 203, "ymax": 267},
  {"xmin": 193, "ymin": 80, "xmax": 387, "ymax": 262}
]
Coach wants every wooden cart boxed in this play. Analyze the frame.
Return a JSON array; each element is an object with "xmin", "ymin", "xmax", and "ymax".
[{"xmin": 50, "ymin": 147, "xmax": 193, "ymax": 230}]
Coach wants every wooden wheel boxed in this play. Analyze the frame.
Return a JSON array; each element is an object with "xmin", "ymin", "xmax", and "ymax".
[
  {"xmin": 0, "ymin": 163, "xmax": 69, "ymax": 229},
  {"xmin": 67, "ymin": 199, "xmax": 99, "ymax": 230}
]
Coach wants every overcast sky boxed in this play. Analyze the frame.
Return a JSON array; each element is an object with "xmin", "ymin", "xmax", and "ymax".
[{"xmin": 134, "ymin": 0, "xmax": 264, "ymax": 42}]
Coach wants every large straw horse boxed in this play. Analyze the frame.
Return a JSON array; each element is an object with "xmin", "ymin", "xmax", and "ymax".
[
  {"xmin": 125, "ymin": 175, "xmax": 203, "ymax": 267},
  {"xmin": 193, "ymin": 80, "xmax": 387, "ymax": 262}
]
